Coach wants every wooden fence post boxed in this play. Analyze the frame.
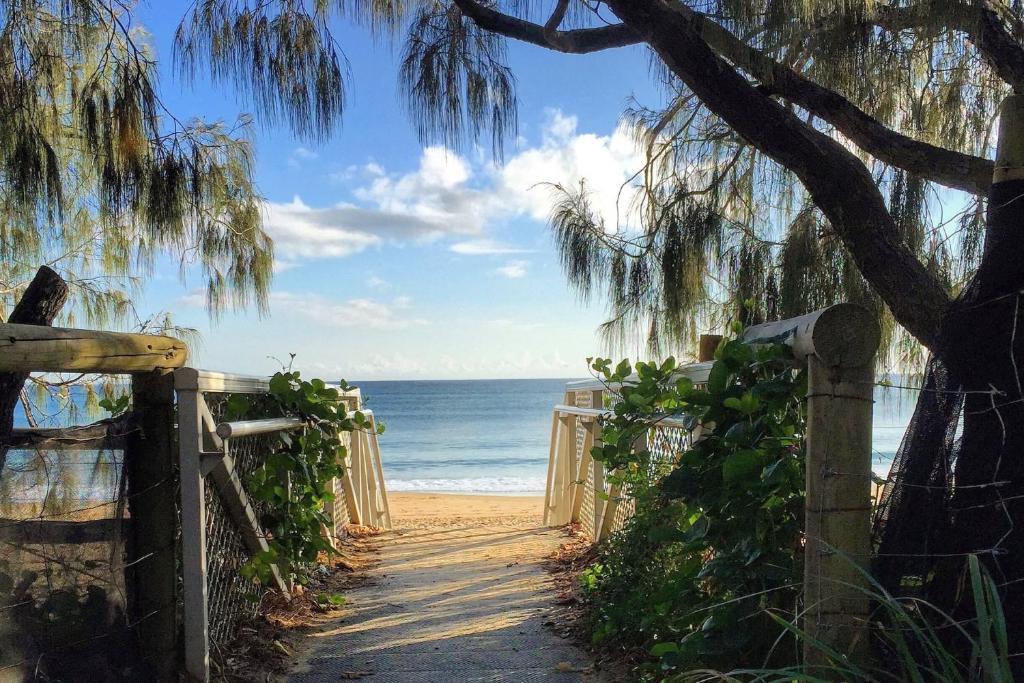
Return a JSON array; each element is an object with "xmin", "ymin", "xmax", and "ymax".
[
  {"xmin": 804, "ymin": 357, "xmax": 875, "ymax": 666},
  {"xmin": 698, "ymin": 334, "xmax": 722, "ymax": 362},
  {"xmin": 742, "ymin": 304, "xmax": 880, "ymax": 666},
  {"xmin": 175, "ymin": 379, "xmax": 210, "ymax": 683},
  {"xmin": 126, "ymin": 370, "xmax": 178, "ymax": 680},
  {"xmin": 543, "ymin": 410, "xmax": 559, "ymax": 526}
]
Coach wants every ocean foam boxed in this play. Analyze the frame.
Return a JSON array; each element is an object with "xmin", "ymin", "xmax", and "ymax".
[{"xmin": 385, "ymin": 476, "xmax": 547, "ymax": 494}]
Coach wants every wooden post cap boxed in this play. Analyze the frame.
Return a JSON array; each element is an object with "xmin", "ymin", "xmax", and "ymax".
[{"xmin": 741, "ymin": 303, "xmax": 881, "ymax": 368}]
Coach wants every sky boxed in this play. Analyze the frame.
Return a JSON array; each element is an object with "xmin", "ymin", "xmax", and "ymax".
[{"xmin": 133, "ymin": 4, "xmax": 664, "ymax": 380}]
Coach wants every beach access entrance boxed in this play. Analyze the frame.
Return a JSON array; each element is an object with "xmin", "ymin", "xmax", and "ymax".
[
  {"xmin": 289, "ymin": 505, "xmax": 605, "ymax": 682},
  {"xmin": 1, "ymin": 303, "xmax": 881, "ymax": 681}
]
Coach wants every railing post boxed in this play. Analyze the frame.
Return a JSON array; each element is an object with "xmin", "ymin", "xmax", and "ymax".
[
  {"xmin": 367, "ymin": 414, "xmax": 392, "ymax": 528},
  {"xmin": 126, "ymin": 370, "xmax": 178, "ymax": 680},
  {"xmin": 570, "ymin": 422, "xmax": 594, "ymax": 524},
  {"xmin": 175, "ymin": 379, "xmax": 210, "ymax": 682},
  {"xmin": 543, "ymin": 410, "xmax": 560, "ymax": 526}
]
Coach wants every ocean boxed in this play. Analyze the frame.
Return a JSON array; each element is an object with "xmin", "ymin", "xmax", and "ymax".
[
  {"xmin": 361, "ymin": 378, "xmax": 916, "ymax": 495},
  {"xmin": 3, "ymin": 378, "xmax": 917, "ymax": 502}
]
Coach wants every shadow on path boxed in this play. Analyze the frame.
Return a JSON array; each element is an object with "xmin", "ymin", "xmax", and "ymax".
[{"xmin": 288, "ymin": 522, "xmax": 605, "ymax": 682}]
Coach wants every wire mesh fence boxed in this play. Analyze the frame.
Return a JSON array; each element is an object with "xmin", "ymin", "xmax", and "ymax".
[
  {"xmin": 200, "ymin": 393, "xmax": 276, "ymax": 653},
  {"xmin": 0, "ymin": 426, "xmax": 150, "ymax": 681}
]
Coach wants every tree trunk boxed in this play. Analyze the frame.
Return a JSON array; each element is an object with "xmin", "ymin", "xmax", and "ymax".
[
  {"xmin": 937, "ymin": 95, "xmax": 1024, "ymax": 658},
  {"xmin": 0, "ymin": 266, "xmax": 69, "ymax": 474}
]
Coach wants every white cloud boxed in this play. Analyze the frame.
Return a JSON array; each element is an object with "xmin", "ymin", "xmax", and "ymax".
[
  {"xmin": 266, "ymin": 147, "xmax": 484, "ymax": 262},
  {"xmin": 450, "ymin": 239, "xmax": 532, "ymax": 255},
  {"xmin": 288, "ymin": 146, "xmax": 319, "ymax": 168},
  {"xmin": 264, "ymin": 111, "xmax": 646, "ymax": 266},
  {"xmin": 176, "ymin": 289, "xmax": 206, "ymax": 307},
  {"xmin": 492, "ymin": 109, "xmax": 645, "ymax": 229},
  {"xmin": 495, "ymin": 260, "xmax": 528, "ymax": 278},
  {"xmin": 271, "ymin": 292, "xmax": 428, "ymax": 330}
]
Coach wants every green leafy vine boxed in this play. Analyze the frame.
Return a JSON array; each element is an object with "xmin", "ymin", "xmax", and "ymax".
[{"xmin": 223, "ymin": 371, "xmax": 383, "ymax": 586}]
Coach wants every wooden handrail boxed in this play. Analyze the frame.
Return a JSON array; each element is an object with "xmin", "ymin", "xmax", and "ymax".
[{"xmin": 553, "ymin": 404, "xmax": 694, "ymax": 430}]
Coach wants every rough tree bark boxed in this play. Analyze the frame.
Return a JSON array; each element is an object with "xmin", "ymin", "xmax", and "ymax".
[
  {"xmin": 0, "ymin": 266, "xmax": 69, "ymax": 474},
  {"xmin": 936, "ymin": 95, "xmax": 1024, "ymax": 648}
]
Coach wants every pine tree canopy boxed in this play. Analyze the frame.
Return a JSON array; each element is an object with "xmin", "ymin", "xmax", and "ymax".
[
  {"xmin": 392, "ymin": 0, "xmax": 1021, "ymax": 371},
  {"xmin": 6, "ymin": 0, "xmax": 1019, "ymax": 374}
]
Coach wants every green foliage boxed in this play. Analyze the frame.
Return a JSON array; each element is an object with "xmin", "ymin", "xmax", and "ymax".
[
  {"xmin": 97, "ymin": 393, "xmax": 130, "ymax": 417},
  {"xmin": 231, "ymin": 372, "xmax": 379, "ymax": 585},
  {"xmin": 582, "ymin": 339, "xmax": 806, "ymax": 676},
  {"xmin": 677, "ymin": 555, "xmax": 1012, "ymax": 682},
  {"xmin": 0, "ymin": 1, "xmax": 274, "ymax": 327}
]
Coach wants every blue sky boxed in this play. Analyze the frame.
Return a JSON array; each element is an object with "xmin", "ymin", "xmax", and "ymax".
[{"xmin": 135, "ymin": 4, "xmax": 663, "ymax": 380}]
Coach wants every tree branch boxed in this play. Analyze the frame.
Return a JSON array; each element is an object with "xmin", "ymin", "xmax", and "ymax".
[
  {"xmin": 868, "ymin": 1, "xmax": 1024, "ymax": 93},
  {"xmin": 451, "ymin": 0, "xmax": 641, "ymax": 53},
  {"xmin": 604, "ymin": 0, "xmax": 951, "ymax": 348},
  {"xmin": 688, "ymin": 3, "xmax": 995, "ymax": 196},
  {"xmin": 452, "ymin": 0, "xmax": 994, "ymax": 196}
]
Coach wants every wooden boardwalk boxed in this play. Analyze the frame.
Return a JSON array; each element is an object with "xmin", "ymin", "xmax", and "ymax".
[{"xmin": 289, "ymin": 520, "xmax": 605, "ymax": 682}]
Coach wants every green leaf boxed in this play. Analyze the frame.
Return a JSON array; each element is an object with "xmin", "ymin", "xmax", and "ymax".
[
  {"xmin": 650, "ymin": 642, "xmax": 679, "ymax": 657},
  {"xmin": 722, "ymin": 450, "xmax": 762, "ymax": 484}
]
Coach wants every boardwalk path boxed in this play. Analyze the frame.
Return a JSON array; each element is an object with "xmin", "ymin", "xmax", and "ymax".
[{"xmin": 289, "ymin": 500, "xmax": 605, "ymax": 682}]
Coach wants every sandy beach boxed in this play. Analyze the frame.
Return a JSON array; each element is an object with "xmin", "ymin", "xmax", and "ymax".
[{"xmin": 386, "ymin": 491, "xmax": 545, "ymax": 529}]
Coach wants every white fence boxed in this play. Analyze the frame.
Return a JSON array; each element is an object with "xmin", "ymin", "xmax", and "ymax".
[
  {"xmin": 175, "ymin": 368, "xmax": 390, "ymax": 682},
  {"xmin": 543, "ymin": 364, "xmax": 708, "ymax": 540}
]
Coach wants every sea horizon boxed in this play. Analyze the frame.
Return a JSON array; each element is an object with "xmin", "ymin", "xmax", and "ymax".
[{"xmin": 5, "ymin": 377, "xmax": 915, "ymax": 502}]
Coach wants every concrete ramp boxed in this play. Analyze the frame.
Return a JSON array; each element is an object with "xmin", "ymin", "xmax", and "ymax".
[{"xmin": 289, "ymin": 522, "xmax": 605, "ymax": 682}]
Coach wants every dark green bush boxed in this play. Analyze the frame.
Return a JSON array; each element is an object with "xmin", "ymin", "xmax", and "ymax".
[{"xmin": 582, "ymin": 340, "xmax": 806, "ymax": 678}]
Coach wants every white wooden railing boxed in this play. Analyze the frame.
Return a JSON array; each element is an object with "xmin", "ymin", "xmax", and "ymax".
[
  {"xmin": 543, "ymin": 366, "xmax": 708, "ymax": 540},
  {"xmin": 175, "ymin": 368, "xmax": 390, "ymax": 682}
]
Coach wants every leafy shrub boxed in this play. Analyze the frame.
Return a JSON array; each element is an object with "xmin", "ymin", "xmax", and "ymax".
[{"xmin": 583, "ymin": 339, "xmax": 806, "ymax": 677}]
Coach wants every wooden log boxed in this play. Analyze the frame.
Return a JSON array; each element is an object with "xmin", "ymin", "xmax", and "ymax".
[
  {"xmin": 0, "ymin": 517, "xmax": 123, "ymax": 544},
  {"xmin": 0, "ymin": 323, "xmax": 187, "ymax": 373},
  {"xmin": 741, "ymin": 304, "xmax": 880, "ymax": 368},
  {"xmin": 126, "ymin": 371, "xmax": 179, "ymax": 681},
  {"xmin": 1, "ymin": 266, "xmax": 69, "ymax": 475}
]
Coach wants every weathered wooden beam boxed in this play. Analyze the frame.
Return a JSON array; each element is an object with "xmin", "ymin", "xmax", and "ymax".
[
  {"xmin": 10, "ymin": 419, "xmax": 130, "ymax": 450},
  {"xmin": 0, "ymin": 323, "xmax": 187, "ymax": 373},
  {"xmin": 741, "ymin": 304, "xmax": 880, "ymax": 368},
  {"xmin": 0, "ymin": 517, "xmax": 123, "ymax": 544}
]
